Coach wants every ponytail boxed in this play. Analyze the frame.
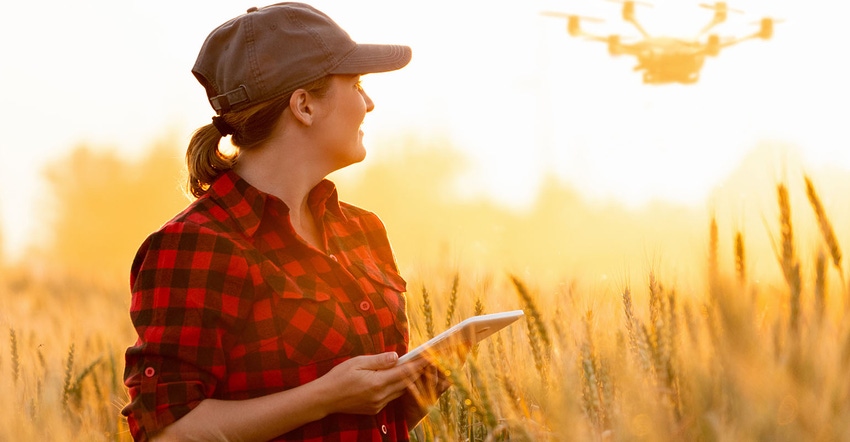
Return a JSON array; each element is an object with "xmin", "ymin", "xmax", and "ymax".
[{"xmin": 186, "ymin": 123, "xmax": 236, "ymax": 198}]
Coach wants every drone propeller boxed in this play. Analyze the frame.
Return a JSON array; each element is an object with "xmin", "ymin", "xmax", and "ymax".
[
  {"xmin": 605, "ymin": 0, "xmax": 654, "ymax": 7},
  {"xmin": 750, "ymin": 17, "xmax": 785, "ymax": 24},
  {"xmin": 582, "ymin": 34, "xmax": 637, "ymax": 44},
  {"xmin": 540, "ymin": 11, "xmax": 604, "ymax": 22},
  {"xmin": 699, "ymin": 2, "xmax": 744, "ymax": 14}
]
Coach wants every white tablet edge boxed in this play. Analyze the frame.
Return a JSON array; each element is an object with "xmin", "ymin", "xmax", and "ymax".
[{"xmin": 397, "ymin": 310, "xmax": 525, "ymax": 365}]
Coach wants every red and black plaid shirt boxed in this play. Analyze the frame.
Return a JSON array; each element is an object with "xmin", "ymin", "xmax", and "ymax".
[{"xmin": 123, "ymin": 170, "xmax": 410, "ymax": 441}]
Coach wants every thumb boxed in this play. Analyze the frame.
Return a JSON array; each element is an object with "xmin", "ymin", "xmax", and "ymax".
[{"xmin": 359, "ymin": 352, "xmax": 399, "ymax": 370}]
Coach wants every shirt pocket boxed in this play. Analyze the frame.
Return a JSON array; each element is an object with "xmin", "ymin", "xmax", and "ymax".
[
  {"xmin": 265, "ymin": 272, "xmax": 354, "ymax": 367},
  {"xmin": 353, "ymin": 261, "xmax": 409, "ymax": 347}
]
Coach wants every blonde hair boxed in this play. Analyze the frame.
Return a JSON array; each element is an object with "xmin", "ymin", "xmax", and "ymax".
[{"xmin": 185, "ymin": 76, "xmax": 332, "ymax": 198}]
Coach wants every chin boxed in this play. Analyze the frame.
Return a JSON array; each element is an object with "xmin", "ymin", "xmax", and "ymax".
[
  {"xmin": 336, "ymin": 150, "xmax": 367, "ymax": 171},
  {"xmin": 351, "ymin": 152, "xmax": 367, "ymax": 165},
  {"xmin": 353, "ymin": 144, "xmax": 367, "ymax": 163}
]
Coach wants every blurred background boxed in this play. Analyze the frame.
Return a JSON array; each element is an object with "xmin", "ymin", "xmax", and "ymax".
[
  {"xmin": 2, "ymin": 2, "xmax": 850, "ymax": 439},
  {"xmin": 0, "ymin": 0, "xmax": 847, "ymax": 284}
]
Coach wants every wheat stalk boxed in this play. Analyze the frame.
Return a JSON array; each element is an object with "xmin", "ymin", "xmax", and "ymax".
[
  {"xmin": 777, "ymin": 183, "xmax": 802, "ymax": 332},
  {"xmin": 579, "ymin": 310, "xmax": 612, "ymax": 434},
  {"xmin": 709, "ymin": 217, "xmax": 719, "ymax": 291},
  {"xmin": 649, "ymin": 272, "xmax": 662, "ymax": 335},
  {"xmin": 815, "ymin": 250, "xmax": 827, "ymax": 323},
  {"xmin": 735, "ymin": 231, "xmax": 746, "ymax": 286},
  {"xmin": 61, "ymin": 343, "xmax": 75, "ymax": 412},
  {"xmin": 9, "ymin": 328, "xmax": 20, "ymax": 385},
  {"xmin": 471, "ymin": 297, "xmax": 485, "ymax": 361},
  {"xmin": 467, "ymin": 359, "xmax": 499, "ymax": 430},
  {"xmin": 805, "ymin": 175, "xmax": 843, "ymax": 271},
  {"xmin": 510, "ymin": 274, "xmax": 551, "ymax": 352},
  {"xmin": 421, "ymin": 285, "xmax": 435, "ymax": 339},
  {"xmin": 623, "ymin": 287, "xmax": 652, "ymax": 373},
  {"xmin": 804, "ymin": 175, "xmax": 847, "ymax": 307},
  {"xmin": 510, "ymin": 275, "xmax": 550, "ymax": 384},
  {"xmin": 445, "ymin": 273, "xmax": 459, "ymax": 329},
  {"xmin": 579, "ymin": 335, "xmax": 603, "ymax": 432}
]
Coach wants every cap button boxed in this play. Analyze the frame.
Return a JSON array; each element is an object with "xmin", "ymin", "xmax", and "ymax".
[{"xmin": 247, "ymin": 6, "xmax": 258, "ymax": 13}]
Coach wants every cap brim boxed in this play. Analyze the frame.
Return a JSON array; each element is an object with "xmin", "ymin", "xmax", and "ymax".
[{"xmin": 330, "ymin": 44, "xmax": 412, "ymax": 74}]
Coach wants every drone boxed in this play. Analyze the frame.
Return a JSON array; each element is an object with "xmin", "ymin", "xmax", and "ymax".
[{"xmin": 542, "ymin": 1, "xmax": 779, "ymax": 84}]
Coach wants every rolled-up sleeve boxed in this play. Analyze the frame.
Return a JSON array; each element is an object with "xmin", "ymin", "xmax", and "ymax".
[{"xmin": 122, "ymin": 222, "xmax": 251, "ymax": 441}]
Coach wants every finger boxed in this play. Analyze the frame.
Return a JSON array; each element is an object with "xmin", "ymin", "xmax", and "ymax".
[
  {"xmin": 387, "ymin": 368, "xmax": 427, "ymax": 393},
  {"xmin": 409, "ymin": 376, "xmax": 442, "ymax": 405},
  {"xmin": 390, "ymin": 359, "xmax": 431, "ymax": 382},
  {"xmin": 357, "ymin": 352, "xmax": 399, "ymax": 371},
  {"xmin": 397, "ymin": 356, "xmax": 431, "ymax": 371}
]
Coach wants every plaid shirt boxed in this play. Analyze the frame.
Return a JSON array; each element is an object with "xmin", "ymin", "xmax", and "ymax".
[{"xmin": 123, "ymin": 170, "xmax": 410, "ymax": 441}]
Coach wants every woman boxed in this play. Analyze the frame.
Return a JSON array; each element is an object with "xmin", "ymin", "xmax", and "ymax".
[{"xmin": 122, "ymin": 3, "xmax": 446, "ymax": 441}]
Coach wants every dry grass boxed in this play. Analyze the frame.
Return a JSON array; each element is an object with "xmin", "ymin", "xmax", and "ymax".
[
  {"xmin": 0, "ymin": 268, "xmax": 134, "ymax": 441},
  {"xmin": 3, "ymin": 176, "xmax": 850, "ymax": 441}
]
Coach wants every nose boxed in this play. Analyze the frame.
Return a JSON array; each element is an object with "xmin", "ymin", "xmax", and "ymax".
[{"xmin": 362, "ymin": 90, "xmax": 375, "ymax": 113}]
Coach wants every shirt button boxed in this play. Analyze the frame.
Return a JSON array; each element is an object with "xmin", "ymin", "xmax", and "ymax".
[
  {"xmin": 329, "ymin": 254, "xmax": 338, "ymax": 262},
  {"xmin": 381, "ymin": 424, "xmax": 388, "ymax": 434},
  {"xmin": 144, "ymin": 367, "xmax": 155, "ymax": 378},
  {"xmin": 359, "ymin": 301, "xmax": 371, "ymax": 311}
]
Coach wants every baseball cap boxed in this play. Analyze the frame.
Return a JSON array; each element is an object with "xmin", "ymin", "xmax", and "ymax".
[{"xmin": 192, "ymin": 2, "xmax": 412, "ymax": 115}]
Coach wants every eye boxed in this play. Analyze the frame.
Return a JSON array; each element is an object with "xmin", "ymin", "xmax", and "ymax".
[{"xmin": 354, "ymin": 76, "xmax": 364, "ymax": 91}]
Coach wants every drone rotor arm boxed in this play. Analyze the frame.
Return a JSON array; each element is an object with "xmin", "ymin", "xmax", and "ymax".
[
  {"xmin": 540, "ymin": 10, "xmax": 571, "ymax": 19},
  {"xmin": 719, "ymin": 37, "xmax": 742, "ymax": 48},
  {"xmin": 696, "ymin": 3, "xmax": 746, "ymax": 38},
  {"xmin": 627, "ymin": 19, "xmax": 651, "ymax": 39},
  {"xmin": 696, "ymin": 18, "xmax": 722, "ymax": 38},
  {"xmin": 712, "ymin": 34, "xmax": 756, "ymax": 51}
]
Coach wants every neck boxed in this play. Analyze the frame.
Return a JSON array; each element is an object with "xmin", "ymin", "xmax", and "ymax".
[{"xmin": 233, "ymin": 139, "xmax": 329, "ymax": 250}]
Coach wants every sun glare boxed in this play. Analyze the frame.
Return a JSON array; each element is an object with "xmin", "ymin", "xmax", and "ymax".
[{"xmin": 0, "ymin": 0, "xmax": 848, "ymax": 258}]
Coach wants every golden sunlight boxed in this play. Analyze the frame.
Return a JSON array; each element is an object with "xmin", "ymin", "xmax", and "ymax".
[{"xmin": 2, "ymin": 0, "xmax": 850, "ymax": 440}]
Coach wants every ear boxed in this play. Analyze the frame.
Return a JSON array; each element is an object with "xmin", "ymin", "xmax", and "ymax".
[{"xmin": 289, "ymin": 89, "xmax": 314, "ymax": 126}]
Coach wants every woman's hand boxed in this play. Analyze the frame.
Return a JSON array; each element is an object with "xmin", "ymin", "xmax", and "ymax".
[
  {"xmin": 401, "ymin": 362, "xmax": 454, "ymax": 426},
  {"xmin": 317, "ymin": 352, "xmax": 429, "ymax": 416},
  {"xmin": 409, "ymin": 363, "xmax": 452, "ymax": 405}
]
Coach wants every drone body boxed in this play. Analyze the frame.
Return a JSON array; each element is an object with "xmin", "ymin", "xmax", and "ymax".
[
  {"xmin": 624, "ymin": 38, "xmax": 707, "ymax": 84},
  {"xmin": 543, "ymin": 1, "xmax": 777, "ymax": 84}
]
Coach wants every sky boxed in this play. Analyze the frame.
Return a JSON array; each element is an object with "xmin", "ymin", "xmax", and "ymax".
[{"xmin": 1, "ymin": 0, "xmax": 848, "ymax": 258}]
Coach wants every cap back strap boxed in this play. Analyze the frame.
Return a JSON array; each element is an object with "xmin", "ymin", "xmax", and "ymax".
[{"xmin": 210, "ymin": 85, "xmax": 249, "ymax": 114}]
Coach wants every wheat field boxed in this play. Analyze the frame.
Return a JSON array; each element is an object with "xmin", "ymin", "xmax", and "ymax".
[{"xmin": 2, "ymin": 170, "xmax": 850, "ymax": 441}]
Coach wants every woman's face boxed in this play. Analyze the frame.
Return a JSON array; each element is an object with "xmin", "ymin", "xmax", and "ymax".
[{"xmin": 312, "ymin": 74, "xmax": 374, "ymax": 170}]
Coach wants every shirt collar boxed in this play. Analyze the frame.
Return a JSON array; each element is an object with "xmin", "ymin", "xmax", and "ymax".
[{"xmin": 207, "ymin": 170, "xmax": 346, "ymax": 238}]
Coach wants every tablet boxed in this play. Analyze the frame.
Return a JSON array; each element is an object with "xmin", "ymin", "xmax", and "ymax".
[{"xmin": 397, "ymin": 310, "xmax": 525, "ymax": 365}]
